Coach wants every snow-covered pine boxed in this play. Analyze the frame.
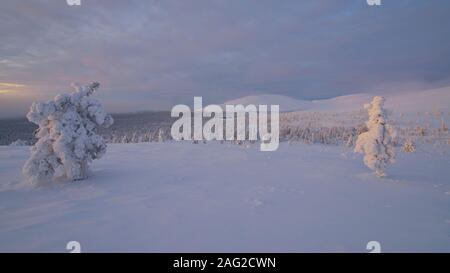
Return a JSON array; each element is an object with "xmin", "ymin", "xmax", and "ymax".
[
  {"xmin": 158, "ymin": 128, "xmax": 165, "ymax": 142},
  {"xmin": 121, "ymin": 134, "xmax": 129, "ymax": 144},
  {"xmin": 402, "ymin": 138, "xmax": 416, "ymax": 153},
  {"xmin": 111, "ymin": 133, "xmax": 120, "ymax": 144},
  {"xmin": 23, "ymin": 82, "xmax": 113, "ymax": 183},
  {"xmin": 137, "ymin": 133, "xmax": 144, "ymax": 143},
  {"xmin": 440, "ymin": 119, "xmax": 448, "ymax": 132},
  {"xmin": 354, "ymin": 96, "xmax": 396, "ymax": 177},
  {"xmin": 131, "ymin": 131, "xmax": 139, "ymax": 143}
]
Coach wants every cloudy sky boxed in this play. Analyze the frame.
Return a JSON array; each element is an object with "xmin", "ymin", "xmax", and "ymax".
[{"xmin": 0, "ymin": 0, "xmax": 449, "ymax": 117}]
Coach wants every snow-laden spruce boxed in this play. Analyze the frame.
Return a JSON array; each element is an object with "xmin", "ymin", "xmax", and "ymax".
[
  {"xmin": 354, "ymin": 96, "xmax": 396, "ymax": 177},
  {"xmin": 23, "ymin": 82, "xmax": 113, "ymax": 183}
]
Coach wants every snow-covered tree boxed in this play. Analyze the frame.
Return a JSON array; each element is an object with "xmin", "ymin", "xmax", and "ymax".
[
  {"xmin": 354, "ymin": 96, "xmax": 396, "ymax": 177},
  {"xmin": 440, "ymin": 119, "xmax": 448, "ymax": 132},
  {"xmin": 131, "ymin": 131, "xmax": 139, "ymax": 143},
  {"xmin": 23, "ymin": 82, "xmax": 113, "ymax": 183},
  {"xmin": 402, "ymin": 138, "xmax": 415, "ymax": 153},
  {"xmin": 120, "ymin": 134, "xmax": 128, "ymax": 143},
  {"xmin": 158, "ymin": 128, "xmax": 165, "ymax": 142}
]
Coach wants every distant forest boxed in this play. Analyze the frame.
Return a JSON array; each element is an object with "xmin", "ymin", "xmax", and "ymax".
[{"xmin": 0, "ymin": 111, "xmax": 173, "ymax": 146}]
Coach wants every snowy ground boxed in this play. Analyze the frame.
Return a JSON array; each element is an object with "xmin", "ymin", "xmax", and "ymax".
[{"xmin": 1, "ymin": 142, "xmax": 450, "ymax": 252}]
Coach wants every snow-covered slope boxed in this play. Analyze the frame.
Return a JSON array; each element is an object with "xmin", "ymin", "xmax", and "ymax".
[
  {"xmin": 224, "ymin": 86, "xmax": 450, "ymax": 113},
  {"xmin": 311, "ymin": 93, "xmax": 373, "ymax": 112},
  {"xmin": 1, "ymin": 143, "xmax": 450, "ymax": 252},
  {"xmin": 224, "ymin": 94, "xmax": 313, "ymax": 112},
  {"xmin": 385, "ymin": 86, "xmax": 450, "ymax": 113}
]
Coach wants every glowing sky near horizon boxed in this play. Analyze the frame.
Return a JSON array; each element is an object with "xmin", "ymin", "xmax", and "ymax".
[
  {"xmin": 0, "ymin": 0, "xmax": 450, "ymax": 118},
  {"xmin": 0, "ymin": 82, "xmax": 26, "ymax": 94}
]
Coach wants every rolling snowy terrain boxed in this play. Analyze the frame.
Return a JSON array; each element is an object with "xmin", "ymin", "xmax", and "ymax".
[
  {"xmin": 1, "ymin": 142, "xmax": 450, "ymax": 252},
  {"xmin": 225, "ymin": 86, "xmax": 450, "ymax": 113},
  {"xmin": 2, "ymin": 86, "xmax": 449, "ymax": 146},
  {"xmin": 1, "ymin": 87, "xmax": 449, "ymax": 252}
]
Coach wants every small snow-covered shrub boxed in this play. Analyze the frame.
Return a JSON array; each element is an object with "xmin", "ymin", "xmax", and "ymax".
[
  {"xmin": 354, "ymin": 96, "xmax": 396, "ymax": 177},
  {"xmin": 402, "ymin": 139, "xmax": 416, "ymax": 153},
  {"xmin": 416, "ymin": 127, "xmax": 426, "ymax": 136},
  {"xmin": 440, "ymin": 119, "xmax": 448, "ymax": 132},
  {"xmin": 158, "ymin": 128, "xmax": 165, "ymax": 142},
  {"xmin": 23, "ymin": 82, "xmax": 113, "ymax": 183}
]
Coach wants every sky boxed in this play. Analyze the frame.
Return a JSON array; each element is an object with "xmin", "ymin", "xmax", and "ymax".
[{"xmin": 0, "ymin": 0, "xmax": 449, "ymax": 118}]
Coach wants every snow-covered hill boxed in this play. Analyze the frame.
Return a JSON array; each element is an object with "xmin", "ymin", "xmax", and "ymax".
[
  {"xmin": 224, "ymin": 86, "xmax": 450, "ymax": 113},
  {"xmin": 385, "ymin": 86, "xmax": 450, "ymax": 113},
  {"xmin": 224, "ymin": 94, "xmax": 313, "ymax": 112}
]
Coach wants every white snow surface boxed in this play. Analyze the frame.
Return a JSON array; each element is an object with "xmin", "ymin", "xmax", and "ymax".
[{"xmin": 1, "ymin": 142, "xmax": 450, "ymax": 252}]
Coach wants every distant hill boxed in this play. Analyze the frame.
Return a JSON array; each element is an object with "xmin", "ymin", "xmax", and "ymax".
[{"xmin": 224, "ymin": 86, "xmax": 450, "ymax": 113}]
